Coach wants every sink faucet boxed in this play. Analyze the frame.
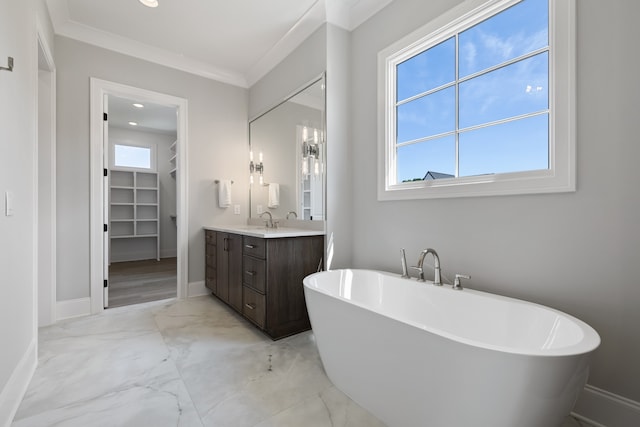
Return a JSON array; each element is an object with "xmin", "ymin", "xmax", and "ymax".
[
  {"xmin": 260, "ymin": 211, "xmax": 273, "ymax": 228},
  {"xmin": 286, "ymin": 211, "xmax": 297, "ymax": 220},
  {"xmin": 412, "ymin": 248, "xmax": 441, "ymax": 285}
]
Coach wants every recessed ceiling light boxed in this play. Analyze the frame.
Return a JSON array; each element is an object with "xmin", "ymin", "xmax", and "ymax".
[
  {"xmin": 128, "ymin": 121, "xmax": 138, "ymax": 126},
  {"xmin": 133, "ymin": 103, "xmax": 144, "ymax": 108},
  {"xmin": 139, "ymin": 0, "xmax": 158, "ymax": 8}
]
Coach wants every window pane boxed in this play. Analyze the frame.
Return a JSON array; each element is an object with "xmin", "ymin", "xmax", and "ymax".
[
  {"xmin": 397, "ymin": 136, "xmax": 455, "ymax": 182},
  {"xmin": 459, "ymin": 114, "xmax": 548, "ymax": 177},
  {"xmin": 459, "ymin": 0, "xmax": 548, "ymax": 78},
  {"xmin": 114, "ymin": 144, "xmax": 151, "ymax": 169},
  {"xmin": 459, "ymin": 52, "xmax": 548, "ymax": 129},
  {"xmin": 397, "ymin": 87, "xmax": 455, "ymax": 143},
  {"xmin": 397, "ymin": 37, "xmax": 455, "ymax": 102}
]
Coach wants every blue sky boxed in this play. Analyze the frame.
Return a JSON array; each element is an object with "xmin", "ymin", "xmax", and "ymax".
[{"xmin": 395, "ymin": 0, "xmax": 549, "ymax": 182}]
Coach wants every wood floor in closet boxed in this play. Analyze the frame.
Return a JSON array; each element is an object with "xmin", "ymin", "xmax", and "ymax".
[{"xmin": 108, "ymin": 257, "xmax": 177, "ymax": 308}]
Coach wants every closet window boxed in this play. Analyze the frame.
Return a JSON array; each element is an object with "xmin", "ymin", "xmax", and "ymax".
[{"xmin": 113, "ymin": 143, "xmax": 155, "ymax": 171}]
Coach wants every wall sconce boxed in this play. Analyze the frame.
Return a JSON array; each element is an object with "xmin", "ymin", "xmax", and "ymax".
[
  {"xmin": 301, "ymin": 127, "xmax": 322, "ymax": 177},
  {"xmin": 249, "ymin": 151, "xmax": 264, "ymax": 185}
]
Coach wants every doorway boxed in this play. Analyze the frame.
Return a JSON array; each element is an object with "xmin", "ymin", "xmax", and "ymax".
[
  {"xmin": 106, "ymin": 95, "xmax": 178, "ymax": 308},
  {"xmin": 89, "ymin": 79, "xmax": 188, "ymax": 314}
]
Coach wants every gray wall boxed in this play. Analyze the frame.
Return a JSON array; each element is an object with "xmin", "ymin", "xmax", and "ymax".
[
  {"xmin": 0, "ymin": 0, "xmax": 38, "ymax": 421},
  {"xmin": 249, "ymin": 26, "xmax": 327, "ymax": 119},
  {"xmin": 350, "ymin": 0, "xmax": 640, "ymax": 405},
  {"xmin": 55, "ymin": 36, "xmax": 248, "ymax": 298}
]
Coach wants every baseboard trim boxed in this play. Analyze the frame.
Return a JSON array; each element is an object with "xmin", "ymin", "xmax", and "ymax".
[
  {"xmin": 188, "ymin": 280, "xmax": 209, "ymax": 298},
  {"xmin": 573, "ymin": 384, "xmax": 640, "ymax": 427},
  {"xmin": 0, "ymin": 338, "xmax": 36, "ymax": 427},
  {"xmin": 56, "ymin": 297, "xmax": 91, "ymax": 320}
]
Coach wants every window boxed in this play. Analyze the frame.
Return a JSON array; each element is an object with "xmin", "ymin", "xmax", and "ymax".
[
  {"xmin": 378, "ymin": 0, "xmax": 576, "ymax": 200},
  {"xmin": 111, "ymin": 143, "xmax": 156, "ymax": 171}
]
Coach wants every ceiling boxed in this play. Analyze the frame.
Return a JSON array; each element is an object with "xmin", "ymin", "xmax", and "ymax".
[
  {"xmin": 45, "ymin": 0, "xmax": 394, "ymax": 88},
  {"xmin": 108, "ymin": 95, "xmax": 177, "ymax": 135}
]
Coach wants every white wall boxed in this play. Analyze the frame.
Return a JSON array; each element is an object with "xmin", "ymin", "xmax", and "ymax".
[
  {"xmin": 0, "ymin": 0, "xmax": 39, "ymax": 424},
  {"xmin": 55, "ymin": 36, "xmax": 248, "ymax": 298},
  {"xmin": 325, "ymin": 23, "xmax": 352, "ymax": 269},
  {"xmin": 108, "ymin": 127, "xmax": 177, "ymax": 262},
  {"xmin": 349, "ymin": 0, "xmax": 640, "ymax": 422}
]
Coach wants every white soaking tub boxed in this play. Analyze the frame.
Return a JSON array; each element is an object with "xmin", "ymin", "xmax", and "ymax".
[{"xmin": 303, "ymin": 269, "xmax": 600, "ymax": 427}]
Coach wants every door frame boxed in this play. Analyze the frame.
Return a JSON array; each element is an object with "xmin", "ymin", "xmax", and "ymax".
[{"xmin": 89, "ymin": 78, "xmax": 189, "ymax": 314}]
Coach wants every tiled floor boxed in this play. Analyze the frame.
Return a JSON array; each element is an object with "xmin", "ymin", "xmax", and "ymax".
[{"xmin": 13, "ymin": 296, "xmax": 591, "ymax": 427}]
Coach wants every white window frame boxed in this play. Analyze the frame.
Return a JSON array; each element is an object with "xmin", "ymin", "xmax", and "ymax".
[
  {"xmin": 377, "ymin": 0, "xmax": 576, "ymax": 200},
  {"xmin": 110, "ymin": 140, "xmax": 157, "ymax": 172}
]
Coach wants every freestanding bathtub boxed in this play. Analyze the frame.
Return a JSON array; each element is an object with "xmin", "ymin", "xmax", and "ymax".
[{"xmin": 303, "ymin": 269, "xmax": 600, "ymax": 427}]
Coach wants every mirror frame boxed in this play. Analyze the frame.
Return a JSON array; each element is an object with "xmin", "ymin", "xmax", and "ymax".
[{"xmin": 248, "ymin": 73, "xmax": 326, "ymax": 222}]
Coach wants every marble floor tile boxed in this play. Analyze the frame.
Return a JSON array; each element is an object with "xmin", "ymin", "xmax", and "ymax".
[{"xmin": 12, "ymin": 295, "xmax": 593, "ymax": 427}]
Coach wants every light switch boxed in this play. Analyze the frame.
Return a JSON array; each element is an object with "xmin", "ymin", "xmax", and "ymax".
[
  {"xmin": 5, "ymin": 191, "xmax": 14, "ymax": 216},
  {"xmin": 234, "ymin": 204, "xmax": 240, "ymax": 215}
]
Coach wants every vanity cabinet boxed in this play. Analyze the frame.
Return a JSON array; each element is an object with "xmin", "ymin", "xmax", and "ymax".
[
  {"xmin": 205, "ymin": 231, "xmax": 242, "ymax": 312},
  {"xmin": 204, "ymin": 229, "xmax": 324, "ymax": 339}
]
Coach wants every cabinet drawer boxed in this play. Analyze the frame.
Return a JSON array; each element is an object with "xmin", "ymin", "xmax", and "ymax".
[
  {"xmin": 243, "ymin": 236, "xmax": 266, "ymax": 259},
  {"xmin": 243, "ymin": 256, "xmax": 266, "ymax": 293},
  {"xmin": 205, "ymin": 230, "xmax": 216, "ymax": 245},
  {"xmin": 205, "ymin": 244, "xmax": 216, "ymax": 266},
  {"xmin": 243, "ymin": 286, "xmax": 265, "ymax": 329}
]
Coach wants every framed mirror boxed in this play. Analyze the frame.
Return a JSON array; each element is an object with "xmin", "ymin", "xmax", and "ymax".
[{"xmin": 249, "ymin": 75, "xmax": 325, "ymax": 221}]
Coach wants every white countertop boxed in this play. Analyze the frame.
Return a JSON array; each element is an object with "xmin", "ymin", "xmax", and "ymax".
[{"xmin": 203, "ymin": 224, "xmax": 325, "ymax": 238}]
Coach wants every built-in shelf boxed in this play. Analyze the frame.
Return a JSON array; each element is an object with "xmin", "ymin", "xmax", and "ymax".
[
  {"xmin": 169, "ymin": 140, "xmax": 177, "ymax": 179},
  {"xmin": 109, "ymin": 169, "xmax": 160, "ymax": 261}
]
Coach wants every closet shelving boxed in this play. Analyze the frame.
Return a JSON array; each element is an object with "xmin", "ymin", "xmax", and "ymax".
[
  {"xmin": 169, "ymin": 140, "xmax": 177, "ymax": 178},
  {"xmin": 109, "ymin": 169, "xmax": 160, "ymax": 261}
]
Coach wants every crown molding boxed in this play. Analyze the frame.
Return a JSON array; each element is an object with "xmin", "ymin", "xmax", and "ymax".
[
  {"xmin": 244, "ymin": 0, "xmax": 326, "ymax": 87},
  {"xmin": 45, "ymin": 0, "xmax": 395, "ymax": 89},
  {"xmin": 346, "ymin": 0, "xmax": 394, "ymax": 30}
]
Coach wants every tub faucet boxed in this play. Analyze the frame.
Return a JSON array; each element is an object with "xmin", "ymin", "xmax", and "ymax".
[
  {"xmin": 412, "ymin": 248, "xmax": 441, "ymax": 285},
  {"xmin": 260, "ymin": 211, "xmax": 273, "ymax": 228},
  {"xmin": 400, "ymin": 248, "xmax": 410, "ymax": 279}
]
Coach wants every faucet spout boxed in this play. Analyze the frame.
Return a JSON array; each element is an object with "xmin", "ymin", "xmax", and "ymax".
[
  {"xmin": 416, "ymin": 248, "xmax": 441, "ymax": 285},
  {"xmin": 259, "ymin": 211, "xmax": 273, "ymax": 228}
]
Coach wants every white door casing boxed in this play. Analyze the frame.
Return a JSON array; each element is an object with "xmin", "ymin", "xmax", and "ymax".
[{"xmin": 89, "ymin": 78, "xmax": 189, "ymax": 314}]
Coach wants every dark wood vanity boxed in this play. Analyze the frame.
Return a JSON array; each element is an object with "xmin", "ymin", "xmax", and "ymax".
[{"xmin": 205, "ymin": 228, "xmax": 324, "ymax": 339}]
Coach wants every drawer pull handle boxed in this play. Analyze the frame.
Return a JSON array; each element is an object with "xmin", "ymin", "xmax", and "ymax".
[
  {"xmin": 245, "ymin": 270, "xmax": 255, "ymax": 276},
  {"xmin": 245, "ymin": 244, "xmax": 257, "ymax": 249},
  {"xmin": 245, "ymin": 303, "xmax": 256, "ymax": 310}
]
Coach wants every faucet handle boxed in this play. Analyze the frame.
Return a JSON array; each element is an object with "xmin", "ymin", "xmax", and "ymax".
[
  {"xmin": 400, "ymin": 248, "xmax": 410, "ymax": 278},
  {"xmin": 272, "ymin": 219, "xmax": 279, "ymax": 229},
  {"xmin": 453, "ymin": 274, "xmax": 470, "ymax": 290},
  {"xmin": 410, "ymin": 266, "xmax": 425, "ymax": 282}
]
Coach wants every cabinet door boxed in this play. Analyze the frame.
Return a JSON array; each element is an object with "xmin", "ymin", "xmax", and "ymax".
[
  {"xmin": 227, "ymin": 233, "xmax": 243, "ymax": 312},
  {"xmin": 216, "ymin": 233, "xmax": 229, "ymax": 303},
  {"xmin": 205, "ymin": 231, "xmax": 217, "ymax": 294}
]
